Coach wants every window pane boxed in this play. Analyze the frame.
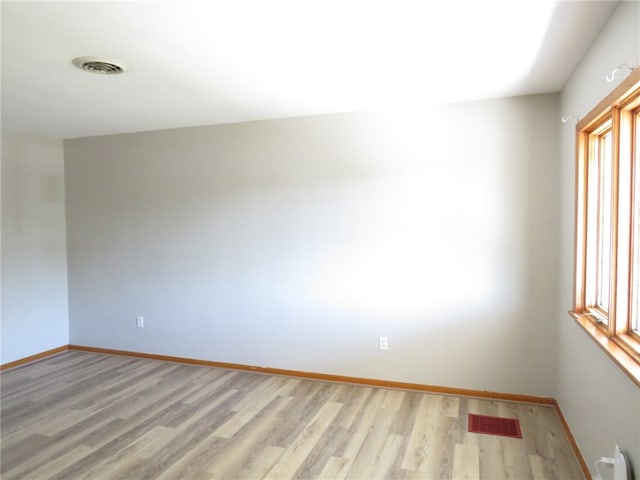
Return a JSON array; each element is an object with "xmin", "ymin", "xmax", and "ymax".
[
  {"xmin": 596, "ymin": 130, "xmax": 613, "ymax": 316},
  {"xmin": 631, "ymin": 114, "xmax": 640, "ymax": 334},
  {"xmin": 585, "ymin": 137, "xmax": 599, "ymax": 307}
]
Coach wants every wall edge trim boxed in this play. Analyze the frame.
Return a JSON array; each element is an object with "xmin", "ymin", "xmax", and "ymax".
[
  {"xmin": 68, "ymin": 344, "xmax": 553, "ymax": 403},
  {"xmin": 0, "ymin": 345, "xmax": 69, "ymax": 371},
  {"xmin": 551, "ymin": 399, "xmax": 591, "ymax": 479}
]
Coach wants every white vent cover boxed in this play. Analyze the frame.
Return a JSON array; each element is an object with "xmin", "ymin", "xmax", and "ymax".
[
  {"xmin": 72, "ymin": 56, "xmax": 129, "ymax": 75},
  {"xmin": 613, "ymin": 445, "xmax": 630, "ymax": 480}
]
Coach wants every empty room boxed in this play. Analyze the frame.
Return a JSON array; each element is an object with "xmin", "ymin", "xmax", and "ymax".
[{"xmin": 1, "ymin": 1, "xmax": 639, "ymax": 479}]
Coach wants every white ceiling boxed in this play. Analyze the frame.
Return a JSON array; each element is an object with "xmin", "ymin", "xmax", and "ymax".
[{"xmin": 2, "ymin": 1, "xmax": 618, "ymax": 139}]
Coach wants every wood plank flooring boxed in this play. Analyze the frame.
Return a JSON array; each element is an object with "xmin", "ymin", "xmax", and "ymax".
[{"xmin": 0, "ymin": 351, "xmax": 584, "ymax": 479}]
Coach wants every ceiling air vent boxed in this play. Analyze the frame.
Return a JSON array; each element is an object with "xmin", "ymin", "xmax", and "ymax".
[{"xmin": 72, "ymin": 56, "xmax": 129, "ymax": 75}]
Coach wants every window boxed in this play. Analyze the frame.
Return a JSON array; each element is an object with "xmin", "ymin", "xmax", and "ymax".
[{"xmin": 571, "ymin": 67, "xmax": 640, "ymax": 385}]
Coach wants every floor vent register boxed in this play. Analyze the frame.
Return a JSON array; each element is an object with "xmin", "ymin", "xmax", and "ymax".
[{"xmin": 468, "ymin": 414, "xmax": 522, "ymax": 439}]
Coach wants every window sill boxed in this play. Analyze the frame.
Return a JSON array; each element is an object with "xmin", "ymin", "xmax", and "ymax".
[{"xmin": 569, "ymin": 311, "xmax": 640, "ymax": 387}]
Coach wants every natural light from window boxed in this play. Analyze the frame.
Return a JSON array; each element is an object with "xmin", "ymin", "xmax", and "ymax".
[
  {"xmin": 632, "ymin": 113, "xmax": 640, "ymax": 334},
  {"xmin": 571, "ymin": 67, "xmax": 640, "ymax": 385}
]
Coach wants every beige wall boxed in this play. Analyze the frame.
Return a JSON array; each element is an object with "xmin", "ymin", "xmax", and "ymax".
[
  {"xmin": 557, "ymin": 0, "xmax": 640, "ymax": 473},
  {"xmin": 65, "ymin": 94, "xmax": 560, "ymax": 396},
  {"xmin": 1, "ymin": 131, "xmax": 69, "ymax": 363}
]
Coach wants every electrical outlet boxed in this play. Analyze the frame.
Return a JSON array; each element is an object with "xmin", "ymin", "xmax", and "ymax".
[
  {"xmin": 379, "ymin": 336, "xmax": 389, "ymax": 350},
  {"xmin": 136, "ymin": 316, "xmax": 144, "ymax": 328}
]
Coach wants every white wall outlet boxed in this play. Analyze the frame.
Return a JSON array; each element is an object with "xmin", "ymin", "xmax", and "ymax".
[
  {"xmin": 379, "ymin": 336, "xmax": 389, "ymax": 350},
  {"xmin": 136, "ymin": 316, "xmax": 144, "ymax": 328}
]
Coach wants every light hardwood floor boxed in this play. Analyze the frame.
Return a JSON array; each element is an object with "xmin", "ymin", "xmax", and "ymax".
[{"xmin": 1, "ymin": 351, "xmax": 585, "ymax": 479}]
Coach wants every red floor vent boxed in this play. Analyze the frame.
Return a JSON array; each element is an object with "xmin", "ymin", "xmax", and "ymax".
[{"xmin": 468, "ymin": 414, "xmax": 522, "ymax": 439}]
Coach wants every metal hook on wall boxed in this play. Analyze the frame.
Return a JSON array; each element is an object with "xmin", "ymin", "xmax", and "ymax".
[
  {"xmin": 562, "ymin": 115, "xmax": 579, "ymax": 124},
  {"xmin": 606, "ymin": 62, "xmax": 634, "ymax": 82}
]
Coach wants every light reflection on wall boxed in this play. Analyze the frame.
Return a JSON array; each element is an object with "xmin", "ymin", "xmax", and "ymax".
[
  {"xmin": 307, "ymin": 168, "xmax": 512, "ymax": 319},
  {"xmin": 296, "ymin": 109, "xmax": 522, "ymax": 320}
]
